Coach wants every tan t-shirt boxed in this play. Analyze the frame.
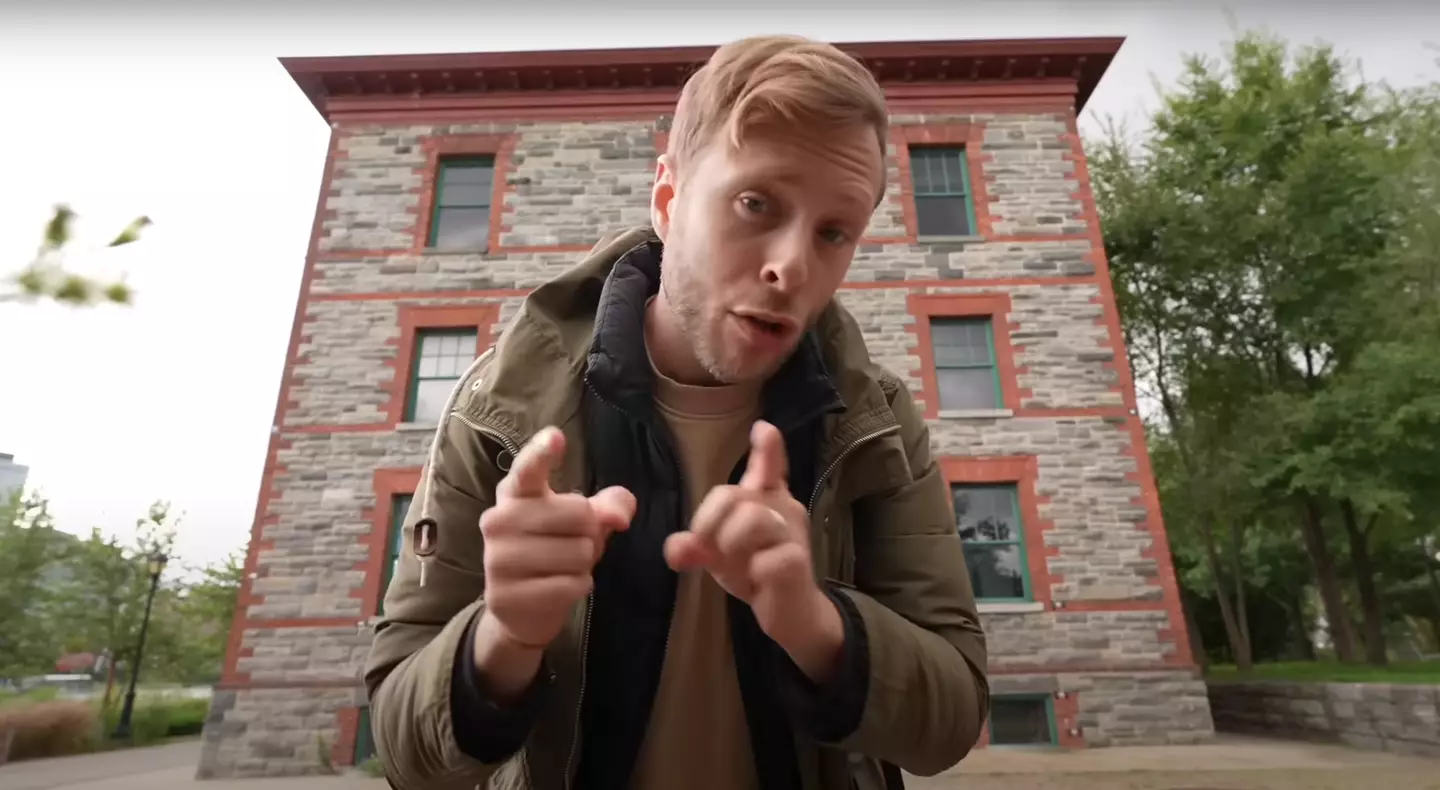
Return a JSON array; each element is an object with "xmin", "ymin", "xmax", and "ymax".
[{"xmin": 629, "ymin": 350, "xmax": 762, "ymax": 790}]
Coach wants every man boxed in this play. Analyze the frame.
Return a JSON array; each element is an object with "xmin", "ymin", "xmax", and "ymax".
[{"xmin": 365, "ymin": 34, "xmax": 989, "ymax": 790}]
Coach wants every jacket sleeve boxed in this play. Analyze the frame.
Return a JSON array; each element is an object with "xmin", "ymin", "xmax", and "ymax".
[
  {"xmin": 828, "ymin": 377, "xmax": 991, "ymax": 776},
  {"xmin": 362, "ymin": 396, "xmax": 541, "ymax": 789}
]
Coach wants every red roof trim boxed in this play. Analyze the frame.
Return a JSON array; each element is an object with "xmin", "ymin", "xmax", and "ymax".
[{"xmin": 281, "ymin": 36, "xmax": 1124, "ymax": 121}]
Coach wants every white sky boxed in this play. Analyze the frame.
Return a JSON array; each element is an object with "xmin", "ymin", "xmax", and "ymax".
[{"xmin": 1, "ymin": 0, "xmax": 1436, "ymax": 572}]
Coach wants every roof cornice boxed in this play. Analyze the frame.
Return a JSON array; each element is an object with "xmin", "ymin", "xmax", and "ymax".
[{"xmin": 281, "ymin": 36, "xmax": 1125, "ymax": 122}]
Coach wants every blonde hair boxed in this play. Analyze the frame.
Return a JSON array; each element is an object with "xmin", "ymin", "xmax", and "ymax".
[{"xmin": 667, "ymin": 35, "xmax": 889, "ymax": 174}]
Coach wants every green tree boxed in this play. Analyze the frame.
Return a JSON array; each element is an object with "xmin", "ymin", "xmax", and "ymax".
[
  {"xmin": 2, "ymin": 204, "xmax": 148, "ymax": 307},
  {"xmin": 1092, "ymin": 29, "xmax": 1440, "ymax": 667},
  {"xmin": 0, "ymin": 492, "xmax": 69, "ymax": 678}
]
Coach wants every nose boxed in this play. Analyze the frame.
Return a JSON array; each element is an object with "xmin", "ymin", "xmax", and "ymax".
[{"xmin": 759, "ymin": 227, "xmax": 811, "ymax": 293}]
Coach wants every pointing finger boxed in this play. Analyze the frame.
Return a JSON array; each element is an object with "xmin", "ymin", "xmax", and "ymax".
[
  {"xmin": 740, "ymin": 420, "xmax": 788, "ymax": 492},
  {"xmin": 498, "ymin": 426, "xmax": 565, "ymax": 499},
  {"xmin": 589, "ymin": 486, "xmax": 637, "ymax": 534}
]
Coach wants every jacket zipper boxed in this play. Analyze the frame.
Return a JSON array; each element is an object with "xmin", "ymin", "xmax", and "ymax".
[
  {"xmin": 455, "ymin": 410, "xmax": 594, "ymax": 790},
  {"xmin": 805, "ymin": 423, "xmax": 901, "ymax": 515}
]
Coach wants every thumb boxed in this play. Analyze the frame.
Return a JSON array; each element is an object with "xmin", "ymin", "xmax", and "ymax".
[
  {"xmin": 589, "ymin": 486, "xmax": 637, "ymax": 534},
  {"xmin": 740, "ymin": 420, "xmax": 788, "ymax": 492}
]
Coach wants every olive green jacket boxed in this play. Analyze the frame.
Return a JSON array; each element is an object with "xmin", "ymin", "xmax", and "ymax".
[{"xmin": 364, "ymin": 227, "xmax": 989, "ymax": 789}]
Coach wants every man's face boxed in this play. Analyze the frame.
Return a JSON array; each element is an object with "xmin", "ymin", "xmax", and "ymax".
[{"xmin": 650, "ymin": 123, "xmax": 884, "ymax": 385}]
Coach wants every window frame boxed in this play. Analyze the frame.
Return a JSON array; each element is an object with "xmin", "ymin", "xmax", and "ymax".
[
  {"xmin": 379, "ymin": 493, "xmax": 413, "ymax": 616},
  {"xmin": 938, "ymin": 456, "xmax": 1050, "ymax": 613},
  {"xmin": 907, "ymin": 293, "xmax": 1022, "ymax": 419},
  {"xmin": 953, "ymin": 482, "xmax": 1033, "ymax": 604},
  {"xmin": 909, "ymin": 145, "xmax": 979, "ymax": 239},
  {"xmin": 986, "ymin": 694, "xmax": 1059, "ymax": 748},
  {"xmin": 426, "ymin": 155, "xmax": 497, "ymax": 251},
  {"xmin": 929, "ymin": 316, "xmax": 1004, "ymax": 412},
  {"xmin": 413, "ymin": 133, "xmax": 512, "ymax": 254},
  {"xmin": 403, "ymin": 327, "xmax": 482, "ymax": 424},
  {"xmin": 365, "ymin": 468, "xmax": 421, "ymax": 618},
  {"xmin": 388, "ymin": 304, "xmax": 497, "ymax": 429}
]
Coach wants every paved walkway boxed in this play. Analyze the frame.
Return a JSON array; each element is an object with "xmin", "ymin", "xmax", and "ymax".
[{"xmin": 3, "ymin": 735, "xmax": 1438, "ymax": 789}]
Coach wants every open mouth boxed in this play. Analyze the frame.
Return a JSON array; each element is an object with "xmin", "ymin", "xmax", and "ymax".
[{"xmin": 741, "ymin": 315, "xmax": 788, "ymax": 337}]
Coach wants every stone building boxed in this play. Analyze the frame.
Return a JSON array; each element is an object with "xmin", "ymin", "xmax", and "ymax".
[{"xmin": 201, "ymin": 36, "xmax": 1215, "ymax": 778}]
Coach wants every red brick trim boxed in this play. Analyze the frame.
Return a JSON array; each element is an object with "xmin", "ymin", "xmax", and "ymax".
[
  {"xmin": 334, "ymin": 707, "xmax": 360, "ymax": 767},
  {"xmin": 906, "ymin": 292, "xmax": 1024, "ymax": 418},
  {"xmin": 222, "ymin": 129, "xmax": 339, "ymax": 687},
  {"xmin": 213, "ymin": 679, "xmax": 366, "ymax": 691},
  {"xmin": 938, "ymin": 456, "xmax": 1052, "ymax": 608},
  {"xmin": 384, "ymin": 303, "xmax": 499, "ymax": 427},
  {"xmin": 357, "ymin": 467, "xmax": 423, "ymax": 616},
  {"xmin": 892, "ymin": 123, "xmax": 994, "ymax": 241},
  {"xmin": 1062, "ymin": 114, "xmax": 1196, "ymax": 671},
  {"xmin": 412, "ymin": 133, "xmax": 516, "ymax": 254},
  {"xmin": 1053, "ymin": 691, "xmax": 1084, "ymax": 748}
]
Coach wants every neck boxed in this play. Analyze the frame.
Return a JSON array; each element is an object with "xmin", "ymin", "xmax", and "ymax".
[{"xmin": 645, "ymin": 290, "xmax": 721, "ymax": 387}]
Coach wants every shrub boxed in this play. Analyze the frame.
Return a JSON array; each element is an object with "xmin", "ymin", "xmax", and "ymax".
[
  {"xmin": 101, "ymin": 695, "xmax": 211, "ymax": 743},
  {"xmin": 0, "ymin": 700, "xmax": 100, "ymax": 762},
  {"xmin": 358, "ymin": 756, "xmax": 387, "ymax": 778}
]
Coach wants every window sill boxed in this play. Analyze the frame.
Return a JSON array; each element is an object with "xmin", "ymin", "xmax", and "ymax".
[
  {"xmin": 938, "ymin": 408, "xmax": 1014, "ymax": 420},
  {"xmin": 420, "ymin": 247, "xmax": 490, "ymax": 256},
  {"xmin": 395, "ymin": 421, "xmax": 436, "ymax": 433},
  {"xmin": 977, "ymin": 601, "xmax": 1046, "ymax": 614},
  {"xmin": 917, "ymin": 234, "xmax": 985, "ymax": 245}
]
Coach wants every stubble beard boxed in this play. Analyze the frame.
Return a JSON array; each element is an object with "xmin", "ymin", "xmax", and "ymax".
[{"xmin": 660, "ymin": 263, "xmax": 736, "ymax": 385}]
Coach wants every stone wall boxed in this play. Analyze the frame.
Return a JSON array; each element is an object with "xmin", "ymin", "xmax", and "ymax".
[
  {"xmin": 1209, "ymin": 681, "xmax": 1440, "ymax": 757},
  {"xmin": 200, "ymin": 99, "xmax": 1210, "ymax": 777}
]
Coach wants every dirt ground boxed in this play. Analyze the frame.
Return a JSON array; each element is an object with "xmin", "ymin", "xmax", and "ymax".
[
  {"xmin": 5, "ymin": 734, "xmax": 1438, "ymax": 790},
  {"xmin": 912, "ymin": 767, "xmax": 1440, "ymax": 790},
  {"xmin": 906, "ymin": 735, "xmax": 1440, "ymax": 790}
]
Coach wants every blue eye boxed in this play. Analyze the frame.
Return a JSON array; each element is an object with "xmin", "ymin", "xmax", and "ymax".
[
  {"xmin": 820, "ymin": 227, "xmax": 850, "ymax": 245},
  {"xmin": 740, "ymin": 195, "xmax": 768, "ymax": 214}
]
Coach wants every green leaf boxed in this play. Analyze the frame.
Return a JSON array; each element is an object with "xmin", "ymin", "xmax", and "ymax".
[
  {"xmin": 43, "ymin": 204, "xmax": 75, "ymax": 250},
  {"xmin": 108, "ymin": 216, "xmax": 153, "ymax": 248}
]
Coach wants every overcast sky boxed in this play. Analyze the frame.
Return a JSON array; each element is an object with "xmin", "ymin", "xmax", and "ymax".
[{"xmin": 1, "ymin": 0, "xmax": 1435, "ymax": 572}]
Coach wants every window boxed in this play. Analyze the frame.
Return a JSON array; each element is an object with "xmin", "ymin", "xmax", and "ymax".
[
  {"xmin": 988, "ymin": 696, "xmax": 1057, "ymax": 746},
  {"xmin": 910, "ymin": 146, "xmax": 977, "ymax": 237},
  {"xmin": 954, "ymin": 484, "xmax": 1030, "ymax": 602},
  {"xmin": 405, "ymin": 329, "xmax": 479, "ymax": 424},
  {"xmin": 380, "ymin": 494, "xmax": 413, "ymax": 616},
  {"xmin": 355, "ymin": 707, "xmax": 377, "ymax": 764},
  {"xmin": 931, "ymin": 318, "xmax": 1001, "ymax": 411},
  {"xmin": 428, "ymin": 157, "xmax": 495, "ymax": 250}
]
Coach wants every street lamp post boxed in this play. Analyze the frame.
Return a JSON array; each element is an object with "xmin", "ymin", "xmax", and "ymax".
[{"xmin": 112, "ymin": 550, "xmax": 168, "ymax": 741}]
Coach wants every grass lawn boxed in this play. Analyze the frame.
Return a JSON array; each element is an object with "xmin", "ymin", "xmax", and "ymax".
[{"xmin": 1206, "ymin": 659, "xmax": 1440, "ymax": 684}]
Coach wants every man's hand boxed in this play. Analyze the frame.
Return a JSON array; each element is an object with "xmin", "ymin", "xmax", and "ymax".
[
  {"xmin": 474, "ymin": 426, "xmax": 636, "ymax": 699},
  {"xmin": 664, "ymin": 420, "xmax": 846, "ymax": 682}
]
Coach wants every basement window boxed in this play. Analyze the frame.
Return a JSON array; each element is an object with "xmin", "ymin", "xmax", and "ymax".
[{"xmin": 988, "ymin": 696, "xmax": 1057, "ymax": 746}]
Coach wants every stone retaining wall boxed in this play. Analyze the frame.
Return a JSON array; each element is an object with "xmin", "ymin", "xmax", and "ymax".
[{"xmin": 1207, "ymin": 680, "xmax": 1440, "ymax": 757}]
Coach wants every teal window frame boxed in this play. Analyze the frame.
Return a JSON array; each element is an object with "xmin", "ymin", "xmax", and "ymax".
[
  {"xmin": 910, "ymin": 146, "xmax": 978, "ymax": 237},
  {"xmin": 427, "ymin": 156, "xmax": 496, "ymax": 250},
  {"xmin": 380, "ymin": 494, "xmax": 413, "ymax": 616},
  {"xmin": 403, "ymin": 328, "xmax": 479, "ymax": 423},
  {"xmin": 953, "ymin": 483, "xmax": 1032, "ymax": 603},
  {"xmin": 986, "ymin": 694, "xmax": 1058, "ymax": 747},
  {"xmin": 355, "ymin": 707, "xmax": 377, "ymax": 764},
  {"xmin": 931, "ymin": 317, "xmax": 1003, "ymax": 411}
]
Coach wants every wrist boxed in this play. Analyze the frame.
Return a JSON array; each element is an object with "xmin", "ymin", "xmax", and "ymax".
[
  {"xmin": 774, "ymin": 585, "xmax": 846, "ymax": 684},
  {"xmin": 472, "ymin": 612, "xmax": 546, "ymax": 704}
]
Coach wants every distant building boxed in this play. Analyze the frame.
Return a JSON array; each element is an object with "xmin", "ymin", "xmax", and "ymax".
[
  {"xmin": 205, "ymin": 36, "xmax": 1215, "ymax": 779},
  {"xmin": 0, "ymin": 453, "xmax": 28, "ymax": 502}
]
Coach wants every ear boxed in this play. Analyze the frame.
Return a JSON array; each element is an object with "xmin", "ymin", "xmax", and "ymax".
[{"xmin": 650, "ymin": 154, "xmax": 677, "ymax": 243}]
